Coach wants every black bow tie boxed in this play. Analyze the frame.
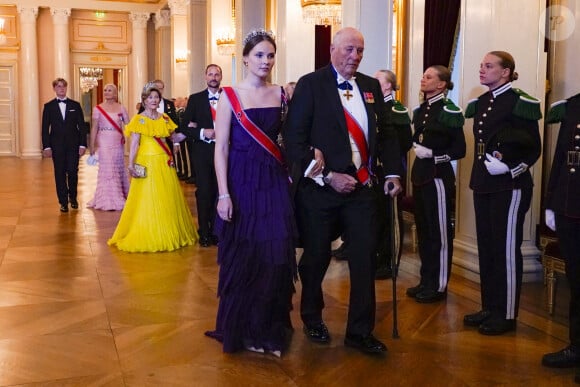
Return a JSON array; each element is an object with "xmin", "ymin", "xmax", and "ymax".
[
  {"xmin": 337, "ymin": 81, "xmax": 353, "ymax": 91},
  {"xmin": 58, "ymin": 99, "xmax": 67, "ymax": 104},
  {"xmin": 209, "ymin": 96, "xmax": 218, "ymax": 101}
]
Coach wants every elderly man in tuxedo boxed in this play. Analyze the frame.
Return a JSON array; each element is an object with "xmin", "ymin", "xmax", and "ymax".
[
  {"xmin": 42, "ymin": 78, "xmax": 88, "ymax": 213},
  {"xmin": 285, "ymin": 27, "xmax": 402, "ymax": 355},
  {"xmin": 180, "ymin": 64, "xmax": 222, "ymax": 247}
]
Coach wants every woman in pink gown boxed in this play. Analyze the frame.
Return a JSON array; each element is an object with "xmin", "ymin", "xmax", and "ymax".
[{"xmin": 87, "ymin": 84, "xmax": 130, "ymax": 211}]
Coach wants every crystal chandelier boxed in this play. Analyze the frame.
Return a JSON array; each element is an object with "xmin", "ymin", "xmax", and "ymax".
[
  {"xmin": 216, "ymin": 0, "xmax": 236, "ymax": 56},
  {"xmin": 301, "ymin": 0, "xmax": 342, "ymax": 26},
  {"xmin": 216, "ymin": 32, "xmax": 235, "ymax": 56},
  {"xmin": 79, "ymin": 67, "xmax": 103, "ymax": 93}
]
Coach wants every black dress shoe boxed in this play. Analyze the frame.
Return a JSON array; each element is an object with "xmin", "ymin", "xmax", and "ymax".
[
  {"xmin": 375, "ymin": 265, "xmax": 392, "ymax": 280},
  {"xmin": 60, "ymin": 204, "xmax": 68, "ymax": 213},
  {"xmin": 463, "ymin": 310, "xmax": 492, "ymax": 327},
  {"xmin": 542, "ymin": 346, "xmax": 580, "ymax": 368},
  {"xmin": 406, "ymin": 284, "xmax": 424, "ymax": 298},
  {"xmin": 210, "ymin": 235, "xmax": 219, "ymax": 246},
  {"xmin": 344, "ymin": 333, "xmax": 387, "ymax": 354},
  {"xmin": 70, "ymin": 200, "xmax": 78, "ymax": 209},
  {"xmin": 415, "ymin": 289, "xmax": 446, "ymax": 304},
  {"xmin": 185, "ymin": 177, "xmax": 196, "ymax": 184},
  {"xmin": 478, "ymin": 317, "xmax": 516, "ymax": 336},
  {"xmin": 199, "ymin": 236, "xmax": 211, "ymax": 247},
  {"xmin": 303, "ymin": 322, "xmax": 330, "ymax": 343}
]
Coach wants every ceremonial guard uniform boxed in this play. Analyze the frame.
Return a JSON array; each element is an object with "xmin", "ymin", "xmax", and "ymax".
[
  {"xmin": 465, "ymin": 82, "xmax": 541, "ymax": 334},
  {"xmin": 374, "ymin": 94, "xmax": 412, "ymax": 279},
  {"xmin": 542, "ymin": 94, "xmax": 580, "ymax": 369},
  {"xmin": 409, "ymin": 93, "xmax": 465, "ymax": 302}
]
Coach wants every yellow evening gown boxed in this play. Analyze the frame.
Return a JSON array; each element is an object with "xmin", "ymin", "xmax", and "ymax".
[{"xmin": 108, "ymin": 114, "xmax": 198, "ymax": 252}]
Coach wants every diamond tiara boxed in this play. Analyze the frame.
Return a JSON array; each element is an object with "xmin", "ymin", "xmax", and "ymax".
[
  {"xmin": 142, "ymin": 81, "xmax": 158, "ymax": 94},
  {"xmin": 242, "ymin": 28, "xmax": 274, "ymax": 47}
]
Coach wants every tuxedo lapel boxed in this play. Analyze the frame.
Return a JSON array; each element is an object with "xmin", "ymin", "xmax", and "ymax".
[
  {"xmin": 163, "ymin": 98, "xmax": 178, "ymax": 124},
  {"xmin": 199, "ymin": 91, "xmax": 213, "ymax": 124},
  {"xmin": 53, "ymin": 99, "xmax": 66, "ymax": 122},
  {"xmin": 322, "ymin": 66, "xmax": 348, "ymax": 134}
]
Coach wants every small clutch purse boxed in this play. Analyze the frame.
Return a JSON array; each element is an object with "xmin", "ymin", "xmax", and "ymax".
[
  {"xmin": 133, "ymin": 163, "xmax": 147, "ymax": 178},
  {"xmin": 86, "ymin": 154, "xmax": 98, "ymax": 166}
]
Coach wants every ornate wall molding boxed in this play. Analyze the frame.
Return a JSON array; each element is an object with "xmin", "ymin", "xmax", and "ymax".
[
  {"xmin": 129, "ymin": 12, "xmax": 150, "ymax": 29},
  {"xmin": 168, "ymin": 0, "xmax": 190, "ymax": 16},
  {"xmin": 16, "ymin": 7, "xmax": 38, "ymax": 23},
  {"xmin": 155, "ymin": 9, "xmax": 171, "ymax": 29},
  {"xmin": 50, "ymin": 8, "xmax": 71, "ymax": 25}
]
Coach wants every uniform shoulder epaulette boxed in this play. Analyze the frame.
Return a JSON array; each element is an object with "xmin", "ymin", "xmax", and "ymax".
[
  {"xmin": 464, "ymin": 98, "xmax": 478, "ymax": 118},
  {"xmin": 391, "ymin": 100, "xmax": 410, "ymax": 125},
  {"xmin": 411, "ymin": 105, "xmax": 421, "ymax": 124},
  {"xmin": 512, "ymin": 88, "xmax": 543, "ymax": 121},
  {"xmin": 438, "ymin": 99, "xmax": 465, "ymax": 128},
  {"xmin": 546, "ymin": 99, "xmax": 567, "ymax": 124}
]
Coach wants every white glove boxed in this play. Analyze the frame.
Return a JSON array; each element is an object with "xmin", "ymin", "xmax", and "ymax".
[
  {"xmin": 545, "ymin": 209, "xmax": 556, "ymax": 232},
  {"xmin": 484, "ymin": 153, "xmax": 509, "ymax": 175},
  {"xmin": 413, "ymin": 142, "xmax": 433, "ymax": 159}
]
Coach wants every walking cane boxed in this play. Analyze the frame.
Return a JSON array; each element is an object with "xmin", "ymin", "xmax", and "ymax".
[{"xmin": 387, "ymin": 182, "xmax": 401, "ymax": 339}]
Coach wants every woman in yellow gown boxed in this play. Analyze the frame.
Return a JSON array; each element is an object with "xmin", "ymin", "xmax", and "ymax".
[{"xmin": 108, "ymin": 85, "xmax": 198, "ymax": 252}]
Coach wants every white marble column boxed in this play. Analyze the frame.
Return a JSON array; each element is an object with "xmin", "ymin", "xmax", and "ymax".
[
  {"xmin": 129, "ymin": 12, "xmax": 150, "ymax": 115},
  {"xmin": 17, "ymin": 6, "xmax": 41, "ymax": 158},
  {"xmin": 168, "ymin": 0, "xmax": 189, "ymax": 98},
  {"xmin": 154, "ymin": 9, "xmax": 172, "ymax": 97},
  {"xmin": 190, "ymin": 0, "xmax": 207, "ymax": 92},
  {"xmin": 50, "ymin": 8, "xmax": 71, "ymax": 82}
]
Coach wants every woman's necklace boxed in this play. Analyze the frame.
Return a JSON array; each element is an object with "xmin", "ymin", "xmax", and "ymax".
[{"xmin": 144, "ymin": 110, "xmax": 159, "ymax": 120}]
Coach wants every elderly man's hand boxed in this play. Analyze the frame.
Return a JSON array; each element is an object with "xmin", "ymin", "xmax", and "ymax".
[
  {"xmin": 384, "ymin": 177, "xmax": 402, "ymax": 197},
  {"xmin": 327, "ymin": 172, "xmax": 358, "ymax": 194}
]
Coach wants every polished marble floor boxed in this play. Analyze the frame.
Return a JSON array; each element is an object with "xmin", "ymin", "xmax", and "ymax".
[{"xmin": 0, "ymin": 156, "xmax": 576, "ymax": 386}]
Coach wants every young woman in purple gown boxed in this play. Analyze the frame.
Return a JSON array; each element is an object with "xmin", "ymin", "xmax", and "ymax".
[{"xmin": 205, "ymin": 29, "xmax": 296, "ymax": 357}]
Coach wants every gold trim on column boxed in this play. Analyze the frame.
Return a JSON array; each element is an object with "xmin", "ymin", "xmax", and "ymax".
[{"xmin": 394, "ymin": 0, "xmax": 407, "ymax": 104}]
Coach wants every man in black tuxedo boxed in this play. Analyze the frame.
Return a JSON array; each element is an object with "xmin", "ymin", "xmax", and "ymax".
[
  {"xmin": 285, "ymin": 27, "xmax": 402, "ymax": 355},
  {"xmin": 180, "ymin": 64, "xmax": 222, "ymax": 247},
  {"xmin": 42, "ymin": 78, "xmax": 88, "ymax": 213}
]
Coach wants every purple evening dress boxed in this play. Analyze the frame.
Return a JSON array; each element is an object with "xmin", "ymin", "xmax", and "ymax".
[{"xmin": 205, "ymin": 106, "xmax": 297, "ymax": 354}]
